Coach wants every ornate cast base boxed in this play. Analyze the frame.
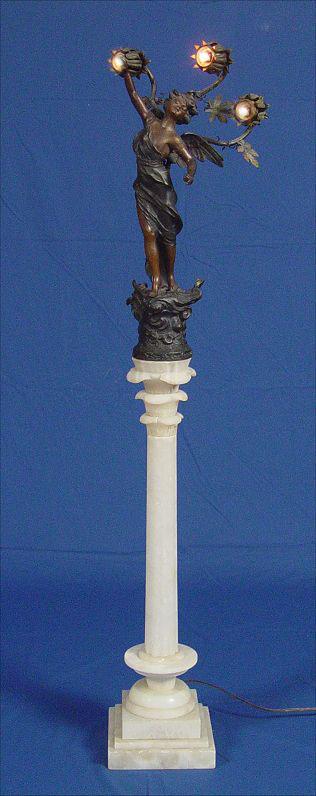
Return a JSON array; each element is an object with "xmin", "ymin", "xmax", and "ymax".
[{"xmin": 127, "ymin": 280, "xmax": 203, "ymax": 361}]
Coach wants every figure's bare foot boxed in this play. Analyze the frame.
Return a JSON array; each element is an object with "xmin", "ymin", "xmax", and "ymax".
[{"xmin": 168, "ymin": 276, "xmax": 178, "ymax": 290}]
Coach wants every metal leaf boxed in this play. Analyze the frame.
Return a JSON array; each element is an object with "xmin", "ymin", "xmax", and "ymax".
[
  {"xmin": 236, "ymin": 140, "xmax": 260, "ymax": 168},
  {"xmin": 204, "ymin": 95, "xmax": 234, "ymax": 124}
]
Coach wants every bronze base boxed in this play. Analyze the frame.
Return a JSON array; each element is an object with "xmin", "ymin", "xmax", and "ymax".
[{"xmin": 127, "ymin": 280, "xmax": 203, "ymax": 362}]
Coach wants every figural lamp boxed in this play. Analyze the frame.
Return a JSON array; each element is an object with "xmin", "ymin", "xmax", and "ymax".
[{"xmin": 107, "ymin": 39, "xmax": 269, "ymax": 769}]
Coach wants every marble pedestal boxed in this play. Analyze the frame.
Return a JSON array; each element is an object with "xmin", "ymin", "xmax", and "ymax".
[{"xmin": 108, "ymin": 359, "xmax": 216, "ymax": 770}]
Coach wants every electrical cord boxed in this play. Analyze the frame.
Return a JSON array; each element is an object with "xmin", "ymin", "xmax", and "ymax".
[{"xmin": 185, "ymin": 678, "xmax": 316, "ymax": 714}]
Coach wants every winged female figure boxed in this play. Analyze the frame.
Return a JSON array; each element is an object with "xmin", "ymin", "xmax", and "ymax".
[
  {"xmin": 110, "ymin": 46, "xmax": 268, "ymax": 296},
  {"xmin": 122, "ymin": 71, "xmax": 224, "ymax": 295}
]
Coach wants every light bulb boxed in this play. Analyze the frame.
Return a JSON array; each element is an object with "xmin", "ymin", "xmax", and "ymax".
[
  {"xmin": 195, "ymin": 45, "xmax": 214, "ymax": 69},
  {"xmin": 234, "ymin": 100, "xmax": 252, "ymax": 122},
  {"xmin": 111, "ymin": 52, "xmax": 127, "ymax": 74}
]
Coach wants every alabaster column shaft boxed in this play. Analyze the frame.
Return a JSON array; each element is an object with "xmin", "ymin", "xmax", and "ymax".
[{"xmin": 145, "ymin": 433, "xmax": 178, "ymax": 658}]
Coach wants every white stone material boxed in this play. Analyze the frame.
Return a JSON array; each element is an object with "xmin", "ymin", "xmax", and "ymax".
[
  {"xmin": 108, "ymin": 705, "xmax": 216, "ymax": 769},
  {"xmin": 108, "ymin": 358, "xmax": 216, "ymax": 769},
  {"xmin": 121, "ymin": 690, "xmax": 202, "ymax": 740},
  {"xmin": 124, "ymin": 643, "xmax": 197, "ymax": 678}
]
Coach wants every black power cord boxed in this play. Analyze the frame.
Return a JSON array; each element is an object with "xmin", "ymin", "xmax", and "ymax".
[{"xmin": 185, "ymin": 678, "xmax": 316, "ymax": 714}]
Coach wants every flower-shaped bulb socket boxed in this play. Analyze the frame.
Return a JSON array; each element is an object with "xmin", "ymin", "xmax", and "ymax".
[
  {"xmin": 234, "ymin": 93, "xmax": 269, "ymax": 126},
  {"xmin": 191, "ymin": 41, "xmax": 232, "ymax": 75},
  {"xmin": 109, "ymin": 48, "xmax": 149, "ymax": 78}
]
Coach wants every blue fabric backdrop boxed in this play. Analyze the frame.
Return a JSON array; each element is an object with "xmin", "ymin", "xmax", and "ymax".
[{"xmin": 1, "ymin": 1, "xmax": 315, "ymax": 794}]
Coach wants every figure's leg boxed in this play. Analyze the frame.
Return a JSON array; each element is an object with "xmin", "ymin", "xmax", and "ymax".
[
  {"xmin": 163, "ymin": 241, "xmax": 177, "ymax": 290},
  {"xmin": 137, "ymin": 206, "xmax": 161, "ymax": 295}
]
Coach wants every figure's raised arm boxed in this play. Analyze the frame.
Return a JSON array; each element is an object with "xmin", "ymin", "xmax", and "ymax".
[{"xmin": 124, "ymin": 72, "xmax": 148, "ymax": 122}]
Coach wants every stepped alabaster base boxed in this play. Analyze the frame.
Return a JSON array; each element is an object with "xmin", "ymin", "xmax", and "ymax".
[{"xmin": 108, "ymin": 699, "xmax": 216, "ymax": 770}]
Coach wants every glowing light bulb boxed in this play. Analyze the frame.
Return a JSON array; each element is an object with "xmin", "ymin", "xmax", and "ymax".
[
  {"xmin": 111, "ymin": 52, "xmax": 127, "ymax": 74},
  {"xmin": 234, "ymin": 100, "xmax": 252, "ymax": 122},
  {"xmin": 195, "ymin": 45, "xmax": 214, "ymax": 69}
]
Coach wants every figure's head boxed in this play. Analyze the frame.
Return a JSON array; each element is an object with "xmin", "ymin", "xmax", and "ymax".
[{"xmin": 163, "ymin": 90, "xmax": 198, "ymax": 125}]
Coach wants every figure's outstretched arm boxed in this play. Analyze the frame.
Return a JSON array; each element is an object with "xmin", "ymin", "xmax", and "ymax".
[{"xmin": 124, "ymin": 72, "xmax": 148, "ymax": 121}]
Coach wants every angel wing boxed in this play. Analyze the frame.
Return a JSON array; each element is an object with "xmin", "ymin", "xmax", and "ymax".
[{"xmin": 169, "ymin": 133, "xmax": 224, "ymax": 168}]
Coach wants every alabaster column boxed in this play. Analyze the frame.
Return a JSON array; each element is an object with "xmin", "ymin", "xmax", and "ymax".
[
  {"xmin": 145, "ymin": 429, "xmax": 178, "ymax": 658},
  {"xmin": 108, "ymin": 358, "xmax": 216, "ymax": 769}
]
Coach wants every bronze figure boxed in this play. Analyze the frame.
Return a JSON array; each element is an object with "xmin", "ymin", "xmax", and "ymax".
[
  {"xmin": 110, "ymin": 45, "xmax": 268, "ymax": 298},
  {"xmin": 125, "ymin": 73, "xmax": 223, "ymax": 296}
]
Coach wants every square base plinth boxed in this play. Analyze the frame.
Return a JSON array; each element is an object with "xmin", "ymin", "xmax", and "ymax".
[{"xmin": 108, "ymin": 703, "xmax": 216, "ymax": 770}]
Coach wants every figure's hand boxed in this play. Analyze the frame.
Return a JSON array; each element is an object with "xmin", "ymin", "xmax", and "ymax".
[{"xmin": 183, "ymin": 173, "xmax": 194, "ymax": 185}]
